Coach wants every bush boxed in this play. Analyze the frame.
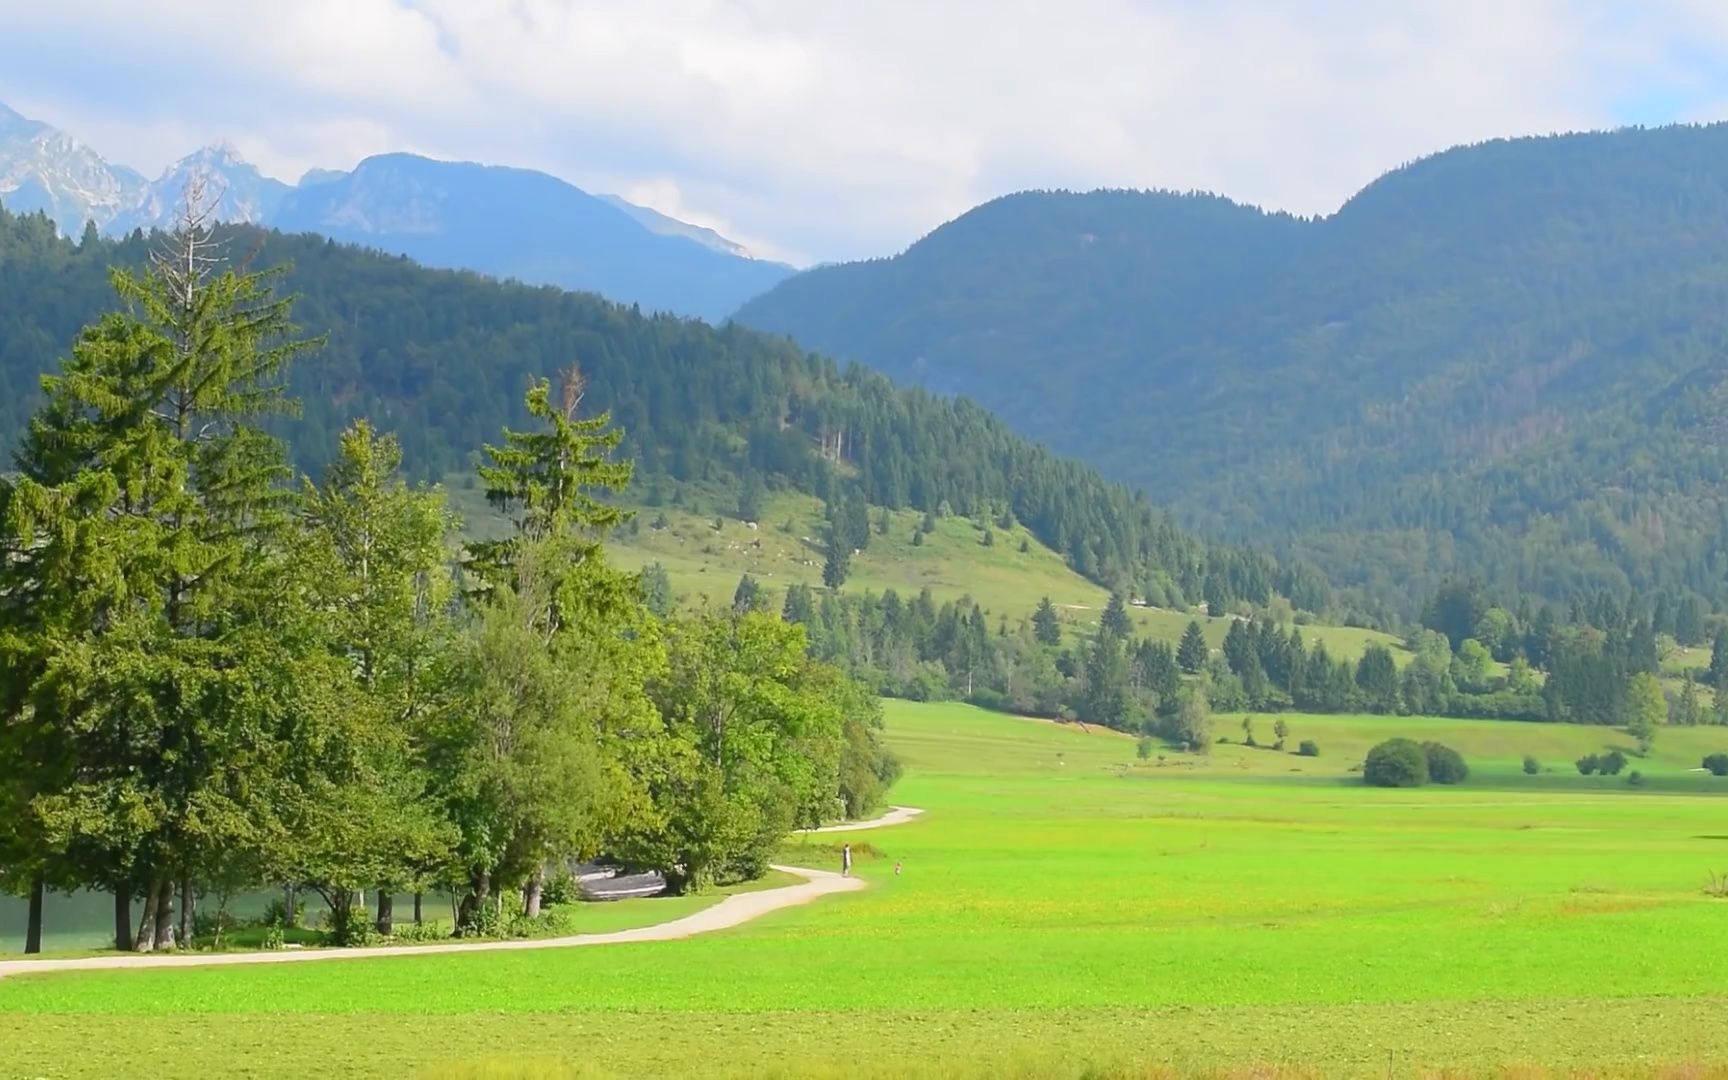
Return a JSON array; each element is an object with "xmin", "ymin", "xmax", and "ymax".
[
  {"xmin": 1297, "ymin": 740, "xmax": 1320, "ymax": 757},
  {"xmin": 541, "ymin": 867, "xmax": 581, "ymax": 907},
  {"xmin": 1627, "ymin": 770, "xmax": 1646, "ymax": 787},
  {"xmin": 1600, "ymin": 750, "xmax": 1628, "ymax": 776},
  {"xmin": 392, "ymin": 921, "xmax": 449, "ymax": 943},
  {"xmin": 262, "ymin": 895, "xmax": 304, "ymax": 929},
  {"xmin": 1136, "ymin": 735, "xmax": 1155, "ymax": 760},
  {"xmin": 1522, "ymin": 755, "xmax": 1540, "ymax": 775},
  {"xmin": 1576, "ymin": 754, "xmax": 1599, "ymax": 776},
  {"xmin": 1702, "ymin": 753, "xmax": 1728, "ymax": 777},
  {"xmin": 1364, "ymin": 738, "xmax": 1429, "ymax": 788},
  {"xmin": 1423, "ymin": 742, "xmax": 1469, "ymax": 785}
]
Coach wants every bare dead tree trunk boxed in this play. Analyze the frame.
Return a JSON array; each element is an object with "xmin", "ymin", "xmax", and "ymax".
[
  {"xmin": 413, "ymin": 892, "xmax": 423, "ymax": 927},
  {"xmin": 133, "ymin": 880, "xmax": 159, "ymax": 953},
  {"xmin": 523, "ymin": 866, "xmax": 544, "ymax": 919},
  {"xmin": 375, "ymin": 890, "xmax": 394, "ymax": 936},
  {"xmin": 113, "ymin": 887, "xmax": 132, "ymax": 952},
  {"xmin": 153, "ymin": 879, "xmax": 175, "ymax": 951},
  {"xmin": 24, "ymin": 874, "xmax": 44, "ymax": 955}
]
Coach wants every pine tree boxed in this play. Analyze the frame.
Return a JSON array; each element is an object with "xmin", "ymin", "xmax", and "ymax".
[
  {"xmin": 1032, "ymin": 597, "xmax": 1062, "ymax": 646},
  {"xmin": 1101, "ymin": 592, "xmax": 1132, "ymax": 639},
  {"xmin": 470, "ymin": 364, "xmax": 633, "ymax": 636},
  {"xmin": 1178, "ymin": 620, "xmax": 1209, "ymax": 673},
  {"xmin": 733, "ymin": 573, "xmax": 763, "ymax": 613},
  {"xmin": 822, "ymin": 533, "xmax": 851, "ymax": 590},
  {"xmin": 1710, "ymin": 628, "xmax": 1728, "ymax": 689}
]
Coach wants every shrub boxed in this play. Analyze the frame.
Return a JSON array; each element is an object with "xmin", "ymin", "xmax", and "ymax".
[
  {"xmin": 1627, "ymin": 770, "xmax": 1646, "ymax": 787},
  {"xmin": 1364, "ymin": 738, "xmax": 1429, "ymax": 788},
  {"xmin": 1522, "ymin": 755, "xmax": 1540, "ymax": 775},
  {"xmin": 1423, "ymin": 742, "xmax": 1469, "ymax": 785},
  {"xmin": 1135, "ymin": 735, "xmax": 1155, "ymax": 760},
  {"xmin": 1703, "ymin": 753, "xmax": 1728, "ymax": 777},
  {"xmin": 1297, "ymin": 740, "xmax": 1320, "ymax": 757},
  {"xmin": 1600, "ymin": 750, "xmax": 1628, "ymax": 776},
  {"xmin": 541, "ymin": 867, "xmax": 581, "ymax": 907},
  {"xmin": 262, "ymin": 896, "xmax": 305, "ymax": 929},
  {"xmin": 392, "ymin": 921, "xmax": 449, "ymax": 943},
  {"xmin": 1576, "ymin": 754, "xmax": 1599, "ymax": 776}
]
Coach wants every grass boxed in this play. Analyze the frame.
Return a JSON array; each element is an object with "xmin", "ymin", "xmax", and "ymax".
[
  {"xmin": 7, "ymin": 702, "xmax": 1728, "ymax": 1077},
  {"xmin": 447, "ymin": 475, "xmax": 1410, "ymax": 664}
]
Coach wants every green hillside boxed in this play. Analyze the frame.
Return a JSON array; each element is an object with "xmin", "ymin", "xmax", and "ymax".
[
  {"xmin": 0, "ymin": 202, "xmax": 1321, "ymax": 623},
  {"xmin": 736, "ymin": 123, "xmax": 1728, "ymax": 616}
]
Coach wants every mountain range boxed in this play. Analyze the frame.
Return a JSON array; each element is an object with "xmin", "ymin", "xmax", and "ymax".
[
  {"xmin": 0, "ymin": 100, "xmax": 789, "ymax": 321},
  {"xmin": 737, "ymin": 123, "xmax": 1728, "ymax": 614}
]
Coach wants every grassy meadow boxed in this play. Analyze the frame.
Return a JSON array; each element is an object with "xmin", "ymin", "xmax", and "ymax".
[
  {"xmin": 6, "ymin": 701, "xmax": 1728, "ymax": 1077},
  {"xmin": 447, "ymin": 475, "xmax": 1411, "ymax": 664}
]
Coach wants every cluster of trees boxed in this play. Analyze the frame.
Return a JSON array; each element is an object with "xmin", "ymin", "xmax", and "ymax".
[
  {"xmin": 0, "ymin": 202, "xmax": 1328, "ymax": 627},
  {"xmin": 1363, "ymin": 739, "xmax": 1468, "ymax": 788},
  {"xmin": 0, "ymin": 221, "xmax": 895, "ymax": 955}
]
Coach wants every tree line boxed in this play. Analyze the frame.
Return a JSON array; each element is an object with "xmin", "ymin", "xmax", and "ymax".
[
  {"xmin": 0, "ymin": 202, "xmax": 1338, "ymax": 632},
  {"xmin": 0, "ymin": 218, "xmax": 896, "ymax": 955}
]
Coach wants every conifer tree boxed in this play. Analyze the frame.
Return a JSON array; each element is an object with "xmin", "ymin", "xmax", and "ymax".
[
  {"xmin": 1101, "ymin": 592, "xmax": 1132, "ymax": 639},
  {"xmin": 1032, "ymin": 597, "xmax": 1062, "ymax": 646},
  {"xmin": 1178, "ymin": 620, "xmax": 1209, "ymax": 673}
]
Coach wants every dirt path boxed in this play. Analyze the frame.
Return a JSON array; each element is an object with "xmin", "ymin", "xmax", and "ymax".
[
  {"xmin": 800, "ymin": 805, "xmax": 925, "ymax": 833},
  {"xmin": 0, "ymin": 864, "xmax": 865, "ymax": 981}
]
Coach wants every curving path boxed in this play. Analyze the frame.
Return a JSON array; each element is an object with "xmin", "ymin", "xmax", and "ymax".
[
  {"xmin": 800, "ymin": 805, "xmax": 925, "ymax": 833},
  {"xmin": 0, "ymin": 863, "xmax": 864, "ymax": 981}
]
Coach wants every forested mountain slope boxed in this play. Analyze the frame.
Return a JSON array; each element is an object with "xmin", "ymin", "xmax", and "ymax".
[
  {"xmin": 736, "ymin": 124, "xmax": 1728, "ymax": 614},
  {"xmin": 0, "ymin": 203, "xmax": 1317, "ymax": 619}
]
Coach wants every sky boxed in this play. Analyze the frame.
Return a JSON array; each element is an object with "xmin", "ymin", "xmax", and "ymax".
[{"xmin": 3, "ymin": 1, "xmax": 1728, "ymax": 265}]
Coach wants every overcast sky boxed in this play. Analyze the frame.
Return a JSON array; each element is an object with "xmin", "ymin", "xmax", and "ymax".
[{"xmin": 3, "ymin": 0, "xmax": 1727, "ymax": 264}]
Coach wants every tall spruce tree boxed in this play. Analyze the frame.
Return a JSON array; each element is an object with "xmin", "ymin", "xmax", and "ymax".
[
  {"xmin": 1178, "ymin": 620, "xmax": 1209, "ymax": 673},
  {"xmin": 1032, "ymin": 597, "xmax": 1062, "ymax": 646}
]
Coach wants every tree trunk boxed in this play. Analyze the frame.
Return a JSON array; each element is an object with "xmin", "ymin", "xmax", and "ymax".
[
  {"xmin": 413, "ymin": 892, "xmax": 423, "ymax": 927},
  {"xmin": 375, "ymin": 890, "xmax": 394, "ymax": 936},
  {"xmin": 178, "ymin": 874, "xmax": 194, "ymax": 948},
  {"xmin": 153, "ymin": 879, "xmax": 175, "ymax": 951},
  {"xmin": 24, "ymin": 873, "xmax": 44, "ymax": 955},
  {"xmin": 456, "ymin": 871, "xmax": 490, "ymax": 935},
  {"xmin": 523, "ymin": 866, "xmax": 544, "ymax": 919},
  {"xmin": 133, "ymin": 880, "xmax": 159, "ymax": 953},
  {"xmin": 113, "ymin": 887, "xmax": 132, "ymax": 952},
  {"xmin": 284, "ymin": 883, "xmax": 298, "ymax": 927}
]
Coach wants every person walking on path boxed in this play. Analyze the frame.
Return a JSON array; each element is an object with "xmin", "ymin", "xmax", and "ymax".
[{"xmin": 841, "ymin": 843, "xmax": 853, "ymax": 877}]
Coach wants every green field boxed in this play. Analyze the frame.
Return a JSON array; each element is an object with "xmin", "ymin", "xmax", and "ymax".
[
  {"xmin": 6, "ymin": 702, "xmax": 1728, "ymax": 1077},
  {"xmin": 447, "ymin": 478, "xmax": 1410, "ymax": 664}
]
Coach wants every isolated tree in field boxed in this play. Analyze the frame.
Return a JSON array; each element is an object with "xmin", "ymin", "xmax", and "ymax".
[
  {"xmin": 1672, "ymin": 675, "xmax": 1703, "ymax": 728},
  {"xmin": 1101, "ymin": 592, "xmax": 1132, "ymax": 639},
  {"xmin": 1422, "ymin": 742, "xmax": 1469, "ymax": 784},
  {"xmin": 1364, "ymin": 738, "xmax": 1429, "ymax": 787},
  {"xmin": 822, "ymin": 532, "xmax": 850, "ymax": 589},
  {"xmin": 1178, "ymin": 620, "xmax": 1208, "ymax": 673},
  {"xmin": 1624, "ymin": 672, "xmax": 1666, "ymax": 755},
  {"xmin": 1032, "ymin": 597, "xmax": 1062, "ymax": 646},
  {"xmin": 732, "ymin": 573, "xmax": 763, "ymax": 614},
  {"xmin": 1272, "ymin": 718, "xmax": 1290, "ymax": 751}
]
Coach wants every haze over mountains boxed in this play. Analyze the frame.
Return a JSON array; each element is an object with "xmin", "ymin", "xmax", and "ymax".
[
  {"xmin": 0, "ymin": 100, "xmax": 789, "ymax": 321},
  {"xmin": 738, "ymin": 123, "xmax": 1728, "ymax": 613}
]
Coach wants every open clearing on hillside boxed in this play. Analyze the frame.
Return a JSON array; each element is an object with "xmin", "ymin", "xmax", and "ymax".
[
  {"xmin": 448, "ymin": 479, "xmax": 1413, "ymax": 663},
  {"xmin": 6, "ymin": 701, "xmax": 1728, "ymax": 1077}
]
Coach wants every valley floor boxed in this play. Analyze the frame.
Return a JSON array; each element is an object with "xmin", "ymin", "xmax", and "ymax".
[{"xmin": 5, "ymin": 702, "xmax": 1728, "ymax": 1078}]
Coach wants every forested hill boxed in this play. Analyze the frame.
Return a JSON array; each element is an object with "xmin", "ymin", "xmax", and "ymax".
[
  {"xmin": 735, "ymin": 123, "xmax": 1728, "ymax": 615},
  {"xmin": 0, "ymin": 203, "xmax": 1318, "ymax": 618}
]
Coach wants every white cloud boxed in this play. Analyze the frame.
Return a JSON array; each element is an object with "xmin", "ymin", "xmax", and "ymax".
[{"xmin": 1, "ymin": 0, "xmax": 1726, "ymax": 263}]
